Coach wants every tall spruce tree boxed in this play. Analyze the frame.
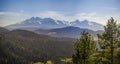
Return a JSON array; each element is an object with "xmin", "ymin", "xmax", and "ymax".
[
  {"xmin": 97, "ymin": 17, "xmax": 120, "ymax": 64},
  {"xmin": 72, "ymin": 31, "xmax": 95, "ymax": 64}
]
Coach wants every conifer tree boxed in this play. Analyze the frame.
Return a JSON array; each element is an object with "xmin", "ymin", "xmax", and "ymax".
[
  {"xmin": 97, "ymin": 17, "xmax": 120, "ymax": 64},
  {"xmin": 72, "ymin": 31, "xmax": 95, "ymax": 64}
]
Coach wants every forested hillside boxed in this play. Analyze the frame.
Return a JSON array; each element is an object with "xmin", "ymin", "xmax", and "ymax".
[{"xmin": 0, "ymin": 28, "xmax": 75, "ymax": 64}]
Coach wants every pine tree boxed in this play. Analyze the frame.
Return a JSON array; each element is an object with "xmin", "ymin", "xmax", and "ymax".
[
  {"xmin": 97, "ymin": 17, "xmax": 120, "ymax": 64},
  {"xmin": 72, "ymin": 31, "xmax": 95, "ymax": 64}
]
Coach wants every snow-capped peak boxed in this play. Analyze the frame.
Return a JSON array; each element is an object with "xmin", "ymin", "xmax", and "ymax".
[
  {"xmin": 54, "ymin": 20, "xmax": 60, "ymax": 25},
  {"xmin": 88, "ymin": 22, "xmax": 93, "ymax": 26},
  {"xmin": 8, "ymin": 17, "xmax": 103, "ymax": 31},
  {"xmin": 36, "ymin": 21, "xmax": 42, "ymax": 24}
]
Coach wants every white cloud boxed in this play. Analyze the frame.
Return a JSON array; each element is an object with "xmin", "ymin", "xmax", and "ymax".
[
  {"xmin": 0, "ymin": 12, "xmax": 5, "ymax": 15},
  {"xmin": 38, "ymin": 11, "xmax": 66, "ymax": 20},
  {"xmin": 0, "ymin": 11, "xmax": 26, "ymax": 17},
  {"xmin": 37, "ymin": 11, "xmax": 98, "ymax": 21},
  {"xmin": 37, "ymin": 11, "xmax": 120, "ymax": 25},
  {"xmin": 0, "ymin": 11, "xmax": 119, "ymax": 26},
  {"xmin": 20, "ymin": 10, "xmax": 24, "ymax": 13},
  {"xmin": 37, "ymin": 11, "xmax": 106, "ymax": 25},
  {"xmin": 103, "ymin": 7, "xmax": 118, "ymax": 10},
  {"xmin": 0, "ymin": 11, "xmax": 30, "ymax": 26},
  {"xmin": 75, "ymin": 12, "xmax": 96, "ymax": 17}
]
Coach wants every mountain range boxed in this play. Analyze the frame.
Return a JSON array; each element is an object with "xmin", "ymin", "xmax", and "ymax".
[
  {"xmin": 5, "ymin": 17, "xmax": 104, "ymax": 31},
  {"xmin": 35, "ymin": 26, "xmax": 103, "ymax": 38}
]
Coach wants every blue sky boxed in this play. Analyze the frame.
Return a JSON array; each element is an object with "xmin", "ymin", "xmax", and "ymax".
[{"xmin": 0, "ymin": 0, "xmax": 120, "ymax": 26}]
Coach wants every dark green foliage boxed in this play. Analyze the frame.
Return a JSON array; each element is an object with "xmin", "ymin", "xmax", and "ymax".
[
  {"xmin": 0, "ymin": 29, "xmax": 31, "ymax": 64},
  {"xmin": 97, "ymin": 17, "xmax": 120, "ymax": 64},
  {"xmin": 0, "ymin": 33, "xmax": 7, "ymax": 64},
  {"xmin": 72, "ymin": 31, "xmax": 95, "ymax": 64},
  {"xmin": 0, "ymin": 29, "xmax": 75, "ymax": 64}
]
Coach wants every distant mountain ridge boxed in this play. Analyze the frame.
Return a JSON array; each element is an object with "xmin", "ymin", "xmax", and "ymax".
[
  {"xmin": 5, "ymin": 17, "xmax": 67, "ymax": 30},
  {"xmin": 5, "ymin": 17, "xmax": 104, "ymax": 31},
  {"xmin": 71, "ymin": 20, "xmax": 104, "ymax": 31},
  {"xmin": 35, "ymin": 26, "xmax": 103, "ymax": 38}
]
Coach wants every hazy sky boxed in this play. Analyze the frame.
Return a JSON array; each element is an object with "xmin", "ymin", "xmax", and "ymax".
[{"xmin": 0, "ymin": 0, "xmax": 120, "ymax": 26}]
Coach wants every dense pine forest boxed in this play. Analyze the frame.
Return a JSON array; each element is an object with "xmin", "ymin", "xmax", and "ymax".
[{"xmin": 0, "ymin": 18, "xmax": 120, "ymax": 64}]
